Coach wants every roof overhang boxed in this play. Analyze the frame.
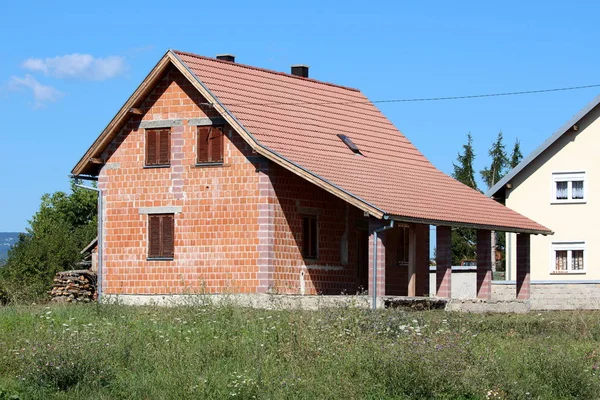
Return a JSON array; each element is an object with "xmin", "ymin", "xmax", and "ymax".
[
  {"xmin": 72, "ymin": 51, "xmax": 175, "ymax": 177},
  {"xmin": 386, "ymin": 214, "xmax": 552, "ymax": 235}
]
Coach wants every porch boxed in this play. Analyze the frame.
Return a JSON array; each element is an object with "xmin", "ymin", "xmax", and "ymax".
[{"xmin": 367, "ymin": 219, "xmax": 532, "ymax": 309}]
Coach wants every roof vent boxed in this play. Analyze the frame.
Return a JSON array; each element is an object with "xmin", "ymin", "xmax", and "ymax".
[
  {"xmin": 216, "ymin": 54, "xmax": 235, "ymax": 63},
  {"xmin": 291, "ymin": 65, "xmax": 309, "ymax": 78},
  {"xmin": 337, "ymin": 134, "xmax": 362, "ymax": 155}
]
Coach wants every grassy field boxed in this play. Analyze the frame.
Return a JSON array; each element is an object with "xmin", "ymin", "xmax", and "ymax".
[{"xmin": 1, "ymin": 302, "xmax": 600, "ymax": 399}]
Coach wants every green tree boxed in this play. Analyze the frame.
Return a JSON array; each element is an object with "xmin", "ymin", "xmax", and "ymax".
[
  {"xmin": 509, "ymin": 138, "xmax": 523, "ymax": 168},
  {"xmin": 0, "ymin": 181, "xmax": 97, "ymax": 303},
  {"xmin": 480, "ymin": 131, "xmax": 508, "ymax": 190},
  {"xmin": 450, "ymin": 133, "xmax": 478, "ymax": 265},
  {"xmin": 452, "ymin": 133, "xmax": 478, "ymax": 191}
]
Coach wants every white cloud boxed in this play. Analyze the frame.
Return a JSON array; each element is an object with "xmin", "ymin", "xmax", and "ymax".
[
  {"xmin": 22, "ymin": 53, "xmax": 127, "ymax": 81},
  {"xmin": 9, "ymin": 74, "xmax": 64, "ymax": 108}
]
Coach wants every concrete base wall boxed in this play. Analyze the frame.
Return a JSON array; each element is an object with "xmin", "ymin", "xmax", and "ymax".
[
  {"xmin": 103, "ymin": 281, "xmax": 600, "ymax": 312},
  {"xmin": 429, "ymin": 268, "xmax": 476, "ymax": 299},
  {"xmin": 102, "ymin": 293, "xmax": 375, "ymax": 310},
  {"xmin": 446, "ymin": 299, "xmax": 530, "ymax": 313},
  {"xmin": 493, "ymin": 281, "xmax": 600, "ymax": 310}
]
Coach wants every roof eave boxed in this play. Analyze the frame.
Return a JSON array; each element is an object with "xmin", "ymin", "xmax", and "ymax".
[
  {"xmin": 387, "ymin": 214, "xmax": 553, "ymax": 236},
  {"xmin": 71, "ymin": 50, "xmax": 174, "ymax": 176}
]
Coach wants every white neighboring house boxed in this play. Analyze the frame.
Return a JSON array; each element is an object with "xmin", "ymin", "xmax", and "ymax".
[{"xmin": 487, "ymin": 95, "xmax": 600, "ymax": 281}]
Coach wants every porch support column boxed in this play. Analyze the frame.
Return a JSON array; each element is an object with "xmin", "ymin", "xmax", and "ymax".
[
  {"xmin": 516, "ymin": 233, "xmax": 531, "ymax": 300},
  {"xmin": 476, "ymin": 229, "xmax": 492, "ymax": 299},
  {"xmin": 415, "ymin": 224, "xmax": 430, "ymax": 297},
  {"xmin": 436, "ymin": 226, "xmax": 452, "ymax": 298},
  {"xmin": 368, "ymin": 219, "xmax": 389, "ymax": 307},
  {"xmin": 407, "ymin": 224, "xmax": 417, "ymax": 297}
]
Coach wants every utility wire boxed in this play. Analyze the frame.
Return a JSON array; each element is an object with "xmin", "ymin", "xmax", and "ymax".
[{"xmin": 204, "ymin": 83, "xmax": 600, "ymax": 108}]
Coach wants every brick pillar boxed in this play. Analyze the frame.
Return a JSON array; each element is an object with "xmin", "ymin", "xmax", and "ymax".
[
  {"xmin": 476, "ymin": 229, "xmax": 492, "ymax": 299},
  {"xmin": 407, "ymin": 224, "xmax": 417, "ymax": 297},
  {"xmin": 516, "ymin": 233, "xmax": 531, "ymax": 300},
  {"xmin": 256, "ymin": 159, "xmax": 275, "ymax": 293},
  {"xmin": 368, "ymin": 220, "xmax": 387, "ymax": 301},
  {"xmin": 436, "ymin": 226, "xmax": 452, "ymax": 298},
  {"xmin": 415, "ymin": 224, "xmax": 430, "ymax": 297}
]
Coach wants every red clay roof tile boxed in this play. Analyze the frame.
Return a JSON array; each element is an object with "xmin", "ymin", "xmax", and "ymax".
[{"xmin": 174, "ymin": 51, "xmax": 550, "ymax": 234}]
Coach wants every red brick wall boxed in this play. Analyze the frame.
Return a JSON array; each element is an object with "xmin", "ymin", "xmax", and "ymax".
[
  {"xmin": 98, "ymin": 67, "xmax": 263, "ymax": 294},
  {"xmin": 269, "ymin": 163, "xmax": 366, "ymax": 295}
]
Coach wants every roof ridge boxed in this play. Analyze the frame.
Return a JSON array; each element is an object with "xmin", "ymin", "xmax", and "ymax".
[{"xmin": 172, "ymin": 50, "xmax": 360, "ymax": 93}]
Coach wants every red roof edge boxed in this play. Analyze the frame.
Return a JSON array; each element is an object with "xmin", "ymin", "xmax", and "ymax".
[{"xmin": 172, "ymin": 49, "xmax": 361, "ymax": 93}]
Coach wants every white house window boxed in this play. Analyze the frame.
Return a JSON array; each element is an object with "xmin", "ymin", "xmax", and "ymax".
[
  {"xmin": 552, "ymin": 172, "xmax": 586, "ymax": 203},
  {"xmin": 552, "ymin": 242, "xmax": 585, "ymax": 274}
]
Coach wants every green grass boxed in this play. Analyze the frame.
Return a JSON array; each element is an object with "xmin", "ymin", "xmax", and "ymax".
[{"xmin": 1, "ymin": 301, "xmax": 600, "ymax": 399}]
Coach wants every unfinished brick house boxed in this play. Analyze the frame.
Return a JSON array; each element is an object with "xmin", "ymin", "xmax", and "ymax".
[{"xmin": 71, "ymin": 50, "xmax": 551, "ymax": 306}]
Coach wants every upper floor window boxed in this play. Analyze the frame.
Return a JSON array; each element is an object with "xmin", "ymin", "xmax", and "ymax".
[
  {"xmin": 197, "ymin": 126, "xmax": 224, "ymax": 164},
  {"xmin": 552, "ymin": 172, "xmax": 585, "ymax": 203},
  {"xmin": 145, "ymin": 128, "xmax": 171, "ymax": 167},
  {"xmin": 552, "ymin": 242, "xmax": 585, "ymax": 274}
]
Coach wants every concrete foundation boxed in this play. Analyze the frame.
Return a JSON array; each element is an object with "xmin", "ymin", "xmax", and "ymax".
[{"xmin": 102, "ymin": 280, "xmax": 600, "ymax": 313}]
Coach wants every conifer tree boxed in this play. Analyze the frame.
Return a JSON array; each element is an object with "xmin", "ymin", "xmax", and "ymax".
[
  {"xmin": 450, "ymin": 133, "xmax": 478, "ymax": 265},
  {"xmin": 452, "ymin": 133, "xmax": 478, "ymax": 191},
  {"xmin": 480, "ymin": 131, "xmax": 508, "ymax": 190},
  {"xmin": 509, "ymin": 138, "xmax": 523, "ymax": 168}
]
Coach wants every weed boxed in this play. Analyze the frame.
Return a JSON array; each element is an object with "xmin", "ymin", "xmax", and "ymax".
[{"xmin": 1, "ymin": 304, "xmax": 600, "ymax": 399}]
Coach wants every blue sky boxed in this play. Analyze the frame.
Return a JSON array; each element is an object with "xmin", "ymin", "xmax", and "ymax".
[{"xmin": 1, "ymin": 0, "xmax": 599, "ymax": 232}]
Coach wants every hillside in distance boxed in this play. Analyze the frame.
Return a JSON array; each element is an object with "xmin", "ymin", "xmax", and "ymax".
[{"xmin": 0, "ymin": 232, "xmax": 20, "ymax": 263}]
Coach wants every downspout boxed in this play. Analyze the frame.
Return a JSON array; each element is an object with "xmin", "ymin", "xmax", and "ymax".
[
  {"xmin": 372, "ymin": 219, "xmax": 394, "ymax": 310},
  {"xmin": 75, "ymin": 184, "xmax": 103, "ymax": 303}
]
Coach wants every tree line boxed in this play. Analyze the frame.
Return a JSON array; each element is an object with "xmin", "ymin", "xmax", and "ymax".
[{"xmin": 450, "ymin": 132, "xmax": 523, "ymax": 266}]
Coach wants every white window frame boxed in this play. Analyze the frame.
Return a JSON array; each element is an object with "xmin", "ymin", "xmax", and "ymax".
[
  {"xmin": 551, "ymin": 171, "xmax": 586, "ymax": 204},
  {"xmin": 550, "ymin": 242, "xmax": 586, "ymax": 274}
]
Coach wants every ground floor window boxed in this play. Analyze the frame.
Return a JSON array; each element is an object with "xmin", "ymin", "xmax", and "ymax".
[
  {"xmin": 148, "ymin": 214, "xmax": 175, "ymax": 259},
  {"xmin": 552, "ymin": 242, "xmax": 585, "ymax": 273},
  {"xmin": 302, "ymin": 215, "xmax": 318, "ymax": 259}
]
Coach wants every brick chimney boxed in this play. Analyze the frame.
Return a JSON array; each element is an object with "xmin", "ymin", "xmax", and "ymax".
[
  {"xmin": 216, "ymin": 54, "xmax": 235, "ymax": 63},
  {"xmin": 291, "ymin": 65, "xmax": 309, "ymax": 78}
]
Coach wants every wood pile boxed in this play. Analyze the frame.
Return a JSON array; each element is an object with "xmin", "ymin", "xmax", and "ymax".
[{"xmin": 50, "ymin": 270, "xmax": 97, "ymax": 303}]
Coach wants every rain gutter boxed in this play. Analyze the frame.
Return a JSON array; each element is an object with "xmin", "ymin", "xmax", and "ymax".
[{"xmin": 372, "ymin": 219, "xmax": 394, "ymax": 310}]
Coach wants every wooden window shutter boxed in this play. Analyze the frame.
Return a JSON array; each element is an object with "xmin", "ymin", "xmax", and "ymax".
[
  {"xmin": 158, "ymin": 129, "xmax": 171, "ymax": 165},
  {"xmin": 210, "ymin": 127, "xmax": 224, "ymax": 163},
  {"xmin": 148, "ymin": 215, "xmax": 161, "ymax": 257},
  {"xmin": 162, "ymin": 214, "xmax": 174, "ymax": 258},
  {"xmin": 197, "ymin": 126, "xmax": 210, "ymax": 163},
  {"xmin": 146, "ymin": 130, "xmax": 157, "ymax": 165}
]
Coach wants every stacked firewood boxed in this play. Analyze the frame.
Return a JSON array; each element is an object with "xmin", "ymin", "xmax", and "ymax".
[{"xmin": 50, "ymin": 270, "xmax": 97, "ymax": 302}]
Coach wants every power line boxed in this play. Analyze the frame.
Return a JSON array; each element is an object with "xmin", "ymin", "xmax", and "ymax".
[
  {"xmin": 373, "ymin": 83, "xmax": 600, "ymax": 104},
  {"xmin": 206, "ymin": 83, "xmax": 600, "ymax": 108}
]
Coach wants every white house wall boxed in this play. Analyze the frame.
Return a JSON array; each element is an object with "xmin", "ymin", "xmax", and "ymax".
[{"xmin": 505, "ymin": 105, "xmax": 600, "ymax": 280}]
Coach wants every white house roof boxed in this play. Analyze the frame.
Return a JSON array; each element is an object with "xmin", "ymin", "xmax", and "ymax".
[{"xmin": 487, "ymin": 94, "xmax": 600, "ymax": 197}]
